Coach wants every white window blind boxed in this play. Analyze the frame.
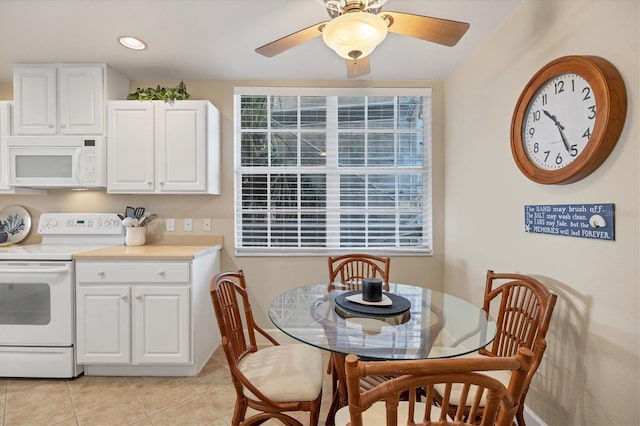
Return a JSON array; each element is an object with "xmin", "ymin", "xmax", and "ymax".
[{"xmin": 234, "ymin": 87, "xmax": 432, "ymax": 256}]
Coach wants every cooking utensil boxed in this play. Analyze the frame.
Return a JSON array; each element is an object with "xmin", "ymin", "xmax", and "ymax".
[
  {"xmin": 126, "ymin": 206, "xmax": 135, "ymax": 218},
  {"xmin": 134, "ymin": 207, "xmax": 145, "ymax": 218},
  {"xmin": 138, "ymin": 214, "xmax": 158, "ymax": 226}
]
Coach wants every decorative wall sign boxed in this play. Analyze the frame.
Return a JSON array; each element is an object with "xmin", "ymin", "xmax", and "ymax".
[{"xmin": 524, "ymin": 203, "xmax": 615, "ymax": 241}]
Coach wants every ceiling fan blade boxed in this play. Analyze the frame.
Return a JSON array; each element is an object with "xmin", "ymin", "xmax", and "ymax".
[
  {"xmin": 381, "ymin": 11, "xmax": 470, "ymax": 47},
  {"xmin": 346, "ymin": 56, "xmax": 370, "ymax": 79},
  {"xmin": 255, "ymin": 21, "xmax": 328, "ymax": 57}
]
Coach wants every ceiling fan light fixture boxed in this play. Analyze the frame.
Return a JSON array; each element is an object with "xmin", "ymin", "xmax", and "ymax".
[{"xmin": 322, "ymin": 12, "xmax": 388, "ymax": 60}]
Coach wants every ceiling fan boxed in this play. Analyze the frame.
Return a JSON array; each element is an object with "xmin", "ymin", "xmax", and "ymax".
[{"xmin": 255, "ymin": 0, "xmax": 470, "ymax": 78}]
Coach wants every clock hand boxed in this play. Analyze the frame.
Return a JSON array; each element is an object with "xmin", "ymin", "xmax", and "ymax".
[
  {"xmin": 542, "ymin": 109, "xmax": 571, "ymax": 152},
  {"xmin": 542, "ymin": 109, "xmax": 564, "ymax": 130}
]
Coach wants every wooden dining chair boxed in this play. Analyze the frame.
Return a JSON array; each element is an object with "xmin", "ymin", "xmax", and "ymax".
[
  {"xmin": 210, "ymin": 270, "xmax": 324, "ymax": 426},
  {"xmin": 437, "ymin": 270, "xmax": 558, "ymax": 426},
  {"xmin": 327, "ymin": 253, "xmax": 391, "ymax": 292},
  {"xmin": 326, "ymin": 253, "xmax": 392, "ymax": 392},
  {"xmin": 334, "ymin": 347, "xmax": 534, "ymax": 426}
]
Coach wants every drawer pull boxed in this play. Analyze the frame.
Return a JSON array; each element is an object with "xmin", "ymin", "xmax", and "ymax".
[
  {"xmin": 158, "ymin": 270, "xmax": 166, "ymax": 277},
  {"xmin": 98, "ymin": 270, "xmax": 105, "ymax": 277}
]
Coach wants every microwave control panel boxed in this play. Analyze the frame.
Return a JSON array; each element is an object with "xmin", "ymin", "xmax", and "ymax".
[{"xmin": 81, "ymin": 138, "xmax": 105, "ymax": 186}]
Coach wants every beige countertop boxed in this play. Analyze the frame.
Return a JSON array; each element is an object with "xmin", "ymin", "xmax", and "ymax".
[{"xmin": 73, "ymin": 235, "xmax": 223, "ymax": 260}]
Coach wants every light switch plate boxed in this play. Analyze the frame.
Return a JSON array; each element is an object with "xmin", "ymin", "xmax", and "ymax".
[{"xmin": 166, "ymin": 218, "xmax": 175, "ymax": 232}]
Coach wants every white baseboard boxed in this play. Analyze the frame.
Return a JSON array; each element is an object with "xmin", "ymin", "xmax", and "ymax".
[{"xmin": 523, "ymin": 405, "xmax": 546, "ymax": 426}]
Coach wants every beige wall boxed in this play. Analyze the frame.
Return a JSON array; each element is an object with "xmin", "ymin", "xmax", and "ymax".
[
  {"xmin": 443, "ymin": 0, "xmax": 639, "ymax": 424},
  {"xmin": 0, "ymin": 79, "xmax": 446, "ymax": 327}
]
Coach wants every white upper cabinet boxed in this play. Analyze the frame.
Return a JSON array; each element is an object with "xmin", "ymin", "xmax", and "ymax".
[
  {"xmin": 107, "ymin": 100, "xmax": 220, "ymax": 194},
  {"xmin": 106, "ymin": 101, "xmax": 155, "ymax": 193},
  {"xmin": 12, "ymin": 63, "xmax": 128, "ymax": 135}
]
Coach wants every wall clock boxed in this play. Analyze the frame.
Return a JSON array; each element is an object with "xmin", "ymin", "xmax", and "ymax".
[{"xmin": 511, "ymin": 55, "xmax": 627, "ymax": 184}]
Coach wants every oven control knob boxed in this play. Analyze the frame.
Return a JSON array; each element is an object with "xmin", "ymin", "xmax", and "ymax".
[{"xmin": 46, "ymin": 218, "xmax": 58, "ymax": 228}]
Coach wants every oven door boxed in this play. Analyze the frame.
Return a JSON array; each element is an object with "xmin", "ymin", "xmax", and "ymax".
[{"xmin": 0, "ymin": 262, "xmax": 74, "ymax": 346}]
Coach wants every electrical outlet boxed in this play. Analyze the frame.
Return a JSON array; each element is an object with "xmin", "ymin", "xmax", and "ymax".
[
  {"xmin": 166, "ymin": 218, "xmax": 175, "ymax": 232},
  {"xmin": 203, "ymin": 218, "xmax": 212, "ymax": 232},
  {"xmin": 184, "ymin": 218, "xmax": 193, "ymax": 232}
]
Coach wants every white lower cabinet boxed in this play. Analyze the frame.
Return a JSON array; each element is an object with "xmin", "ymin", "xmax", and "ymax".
[
  {"xmin": 76, "ymin": 284, "xmax": 190, "ymax": 364},
  {"xmin": 75, "ymin": 253, "xmax": 220, "ymax": 376}
]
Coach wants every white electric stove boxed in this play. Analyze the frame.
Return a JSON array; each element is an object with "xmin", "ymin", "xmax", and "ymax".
[{"xmin": 0, "ymin": 213, "xmax": 124, "ymax": 378}]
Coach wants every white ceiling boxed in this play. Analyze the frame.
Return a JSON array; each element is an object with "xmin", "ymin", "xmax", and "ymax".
[{"xmin": 0, "ymin": 0, "xmax": 523, "ymax": 83}]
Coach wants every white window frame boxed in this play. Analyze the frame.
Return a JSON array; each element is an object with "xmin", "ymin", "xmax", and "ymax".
[{"xmin": 234, "ymin": 86, "xmax": 432, "ymax": 256}]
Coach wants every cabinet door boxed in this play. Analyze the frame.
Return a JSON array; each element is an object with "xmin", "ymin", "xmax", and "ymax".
[
  {"xmin": 132, "ymin": 286, "xmax": 190, "ymax": 364},
  {"xmin": 12, "ymin": 65, "xmax": 57, "ymax": 135},
  {"xmin": 155, "ymin": 101, "xmax": 208, "ymax": 192},
  {"xmin": 107, "ymin": 101, "xmax": 156, "ymax": 193},
  {"xmin": 58, "ymin": 66, "xmax": 104, "ymax": 134},
  {"xmin": 76, "ymin": 286, "xmax": 131, "ymax": 364},
  {"xmin": 0, "ymin": 102, "xmax": 10, "ymax": 190}
]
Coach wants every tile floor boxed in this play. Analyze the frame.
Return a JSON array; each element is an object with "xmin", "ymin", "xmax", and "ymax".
[{"xmin": 0, "ymin": 347, "xmax": 335, "ymax": 426}]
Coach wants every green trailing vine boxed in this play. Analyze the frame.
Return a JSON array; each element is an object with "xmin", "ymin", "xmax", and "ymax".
[{"xmin": 127, "ymin": 80, "xmax": 191, "ymax": 102}]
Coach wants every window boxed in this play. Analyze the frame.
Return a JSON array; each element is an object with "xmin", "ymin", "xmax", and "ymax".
[{"xmin": 234, "ymin": 87, "xmax": 432, "ymax": 255}]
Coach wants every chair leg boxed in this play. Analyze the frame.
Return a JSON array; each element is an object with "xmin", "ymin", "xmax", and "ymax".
[
  {"xmin": 309, "ymin": 394, "xmax": 322, "ymax": 426},
  {"xmin": 516, "ymin": 404, "xmax": 526, "ymax": 426},
  {"xmin": 233, "ymin": 398, "xmax": 248, "ymax": 426}
]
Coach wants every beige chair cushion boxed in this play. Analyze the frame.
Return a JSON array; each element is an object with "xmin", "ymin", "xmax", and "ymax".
[
  {"xmin": 239, "ymin": 344, "xmax": 323, "ymax": 402},
  {"xmin": 335, "ymin": 400, "xmax": 444, "ymax": 425},
  {"xmin": 432, "ymin": 352, "xmax": 511, "ymax": 407}
]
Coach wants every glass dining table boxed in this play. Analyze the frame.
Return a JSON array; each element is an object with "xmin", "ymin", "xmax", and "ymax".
[{"xmin": 268, "ymin": 282, "xmax": 497, "ymax": 425}]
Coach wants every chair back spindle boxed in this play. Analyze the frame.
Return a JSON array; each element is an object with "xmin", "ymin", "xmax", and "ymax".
[{"xmin": 328, "ymin": 253, "xmax": 391, "ymax": 291}]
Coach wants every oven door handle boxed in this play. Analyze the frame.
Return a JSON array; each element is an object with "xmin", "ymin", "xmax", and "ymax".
[{"xmin": 0, "ymin": 266, "xmax": 71, "ymax": 274}]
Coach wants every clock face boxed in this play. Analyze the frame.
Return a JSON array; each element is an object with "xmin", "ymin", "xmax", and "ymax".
[{"xmin": 522, "ymin": 73, "xmax": 596, "ymax": 171}]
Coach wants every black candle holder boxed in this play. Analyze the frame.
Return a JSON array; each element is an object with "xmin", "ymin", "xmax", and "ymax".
[{"xmin": 362, "ymin": 277, "xmax": 383, "ymax": 302}]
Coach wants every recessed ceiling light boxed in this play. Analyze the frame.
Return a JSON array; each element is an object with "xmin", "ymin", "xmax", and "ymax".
[{"xmin": 118, "ymin": 36, "xmax": 147, "ymax": 50}]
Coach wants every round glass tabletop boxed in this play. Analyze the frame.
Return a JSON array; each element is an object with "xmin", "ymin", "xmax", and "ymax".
[{"xmin": 268, "ymin": 283, "xmax": 497, "ymax": 360}]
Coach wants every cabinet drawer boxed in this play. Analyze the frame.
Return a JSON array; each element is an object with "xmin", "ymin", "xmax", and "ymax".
[{"xmin": 77, "ymin": 262, "xmax": 189, "ymax": 283}]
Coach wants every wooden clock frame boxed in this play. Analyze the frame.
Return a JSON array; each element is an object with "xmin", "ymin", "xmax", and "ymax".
[{"xmin": 510, "ymin": 55, "xmax": 627, "ymax": 184}]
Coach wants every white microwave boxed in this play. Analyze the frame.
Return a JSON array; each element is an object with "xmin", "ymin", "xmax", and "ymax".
[{"xmin": 7, "ymin": 136, "xmax": 106, "ymax": 189}]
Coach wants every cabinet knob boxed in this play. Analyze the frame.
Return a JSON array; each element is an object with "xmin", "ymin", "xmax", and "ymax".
[
  {"xmin": 136, "ymin": 295, "xmax": 143, "ymax": 300},
  {"xmin": 121, "ymin": 294, "xmax": 128, "ymax": 300},
  {"xmin": 60, "ymin": 124, "xmax": 66, "ymax": 128},
  {"xmin": 98, "ymin": 270, "xmax": 105, "ymax": 277},
  {"xmin": 48, "ymin": 124, "xmax": 54, "ymax": 128},
  {"xmin": 158, "ymin": 270, "xmax": 166, "ymax": 277}
]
